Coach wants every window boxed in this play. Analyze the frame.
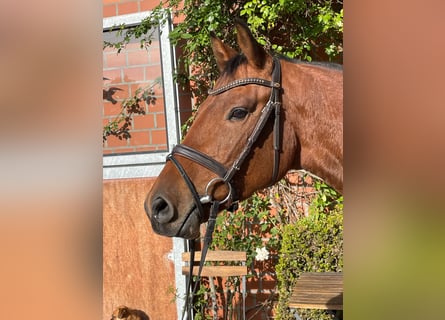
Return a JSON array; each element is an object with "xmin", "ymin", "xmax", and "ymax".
[{"xmin": 102, "ymin": 13, "xmax": 180, "ymax": 179}]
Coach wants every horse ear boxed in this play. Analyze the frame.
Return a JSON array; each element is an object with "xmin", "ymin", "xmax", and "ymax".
[
  {"xmin": 210, "ymin": 32, "xmax": 238, "ymax": 72},
  {"xmin": 235, "ymin": 19, "xmax": 269, "ymax": 69}
]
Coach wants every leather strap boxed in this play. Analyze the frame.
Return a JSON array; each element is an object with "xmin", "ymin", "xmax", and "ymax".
[
  {"xmin": 182, "ymin": 201, "xmax": 220, "ymax": 320},
  {"xmin": 174, "ymin": 57, "xmax": 283, "ymax": 320},
  {"xmin": 208, "ymin": 77, "xmax": 280, "ymax": 96},
  {"xmin": 167, "ymin": 153, "xmax": 204, "ymax": 229},
  {"xmin": 172, "ymin": 144, "xmax": 228, "ymax": 179}
]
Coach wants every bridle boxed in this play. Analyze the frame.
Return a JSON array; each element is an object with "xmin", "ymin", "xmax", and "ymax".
[
  {"xmin": 166, "ymin": 57, "xmax": 282, "ymax": 319},
  {"xmin": 168, "ymin": 57, "xmax": 282, "ymax": 224}
]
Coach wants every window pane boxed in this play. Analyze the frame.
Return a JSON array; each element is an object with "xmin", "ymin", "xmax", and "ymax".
[{"xmin": 103, "ymin": 27, "xmax": 167, "ymax": 154}]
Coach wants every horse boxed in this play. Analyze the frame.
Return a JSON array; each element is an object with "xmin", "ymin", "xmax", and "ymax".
[{"xmin": 144, "ymin": 20, "xmax": 342, "ymax": 240}]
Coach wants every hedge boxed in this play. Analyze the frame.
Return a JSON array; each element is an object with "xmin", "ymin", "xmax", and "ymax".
[{"xmin": 275, "ymin": 211, "xmax": 343, "ymax": 320}]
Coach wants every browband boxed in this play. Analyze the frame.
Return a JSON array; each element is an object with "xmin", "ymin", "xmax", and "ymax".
[{"xmin": 208, "ymin": 78, "xmax": 281, "ymax": 96}]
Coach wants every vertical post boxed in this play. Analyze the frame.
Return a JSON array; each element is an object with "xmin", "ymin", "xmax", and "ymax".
[
  {"xmin": 160, "ymin": 11, "xmax": 191, "ymax": 319},
  {"xmin": 159, "ymin": 12, "xmax": 181, "ymax": 151},
  {"xmin": 172, "ymin": 238, "xmax": 188, "ymax": 319}
]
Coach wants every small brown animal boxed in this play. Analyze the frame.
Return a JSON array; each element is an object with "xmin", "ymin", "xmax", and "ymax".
[{"xmin": 110, "ymin": 305, "xmax": 150, "ymax": 320}]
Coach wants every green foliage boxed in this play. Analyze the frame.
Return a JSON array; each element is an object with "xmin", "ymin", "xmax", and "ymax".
[
  {"xmin": 309, "ymin": 179, "xmax": 343, "ymax": 215},
  {"xmin": 103, "ymin": 4, "xmax": 171, "ymax": 53},
  {"xmin": 171, "ymin": 0, "xmax": 342, "ymax": 107},
  {"xmin": 274, "ymin": 181, "xmax": 343, "ymax": 320},
  {"xmin": 167, "ymin": 0, "xmax": 239, "ymax": 106},
  {"xmin": 204, "ymin": 192, "xmax": 284, "ymax": 318},
  {"xmin": 210, "ymin": 192, "xmax": 284, "ymax": 267},
  {"xmin": 190, "ymin": 282, "xmax": 213, "ymax": 320},
  {"xmin": 240, "ymin": 0, "xmax": 343, "ymax": 61},
  {"xmin": 103, "ymin": 79, "xmax": 160, "ymax": 142},
  {"xmin": 209, "ymin": 179, "xmax": 343, "ymax": 319}
]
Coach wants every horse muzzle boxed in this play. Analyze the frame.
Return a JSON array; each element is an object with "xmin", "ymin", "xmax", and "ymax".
[{"xmin": 144, "ymin": 195, "xmax": 201, "ymax": 239}]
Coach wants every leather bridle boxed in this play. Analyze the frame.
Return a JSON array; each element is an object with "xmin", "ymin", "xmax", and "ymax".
[
  {"xmin": 167, "ymin": 57, "xmax": 282, "ymax": 319},
  {"xmin": 168, "ymin": 57, "xmax": 282, "ymax": 224}
]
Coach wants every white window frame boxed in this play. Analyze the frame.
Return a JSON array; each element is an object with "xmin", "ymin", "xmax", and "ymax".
[{"xmin": 102, "ymin": 11, "xmax": 182, "ymax": 179}]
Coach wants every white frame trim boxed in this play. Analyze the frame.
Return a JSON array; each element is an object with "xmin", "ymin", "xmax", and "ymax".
[{"xmin": 103, "ymin": 12, "xmax": 153, "ymax": 29}]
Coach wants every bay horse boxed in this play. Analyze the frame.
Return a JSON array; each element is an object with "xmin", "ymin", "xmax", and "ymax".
[{"xmin": 145, "ymin": 21, "xmax": 342, "ymax": 239}]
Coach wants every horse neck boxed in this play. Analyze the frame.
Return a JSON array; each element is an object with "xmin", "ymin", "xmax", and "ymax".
[{"xmin": 281, "ymin": 60, "xmax": 343, "ymax": 193}]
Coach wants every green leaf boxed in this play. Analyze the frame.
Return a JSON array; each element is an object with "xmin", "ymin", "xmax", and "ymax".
[{"xmin": 181, "ymin": 33, "xmax": 193, "ymax": 39}]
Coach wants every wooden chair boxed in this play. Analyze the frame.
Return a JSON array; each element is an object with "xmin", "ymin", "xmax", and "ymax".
[
  {"xmin": 182, "ymin": 250, "xmax": 248, "ymax": 277},
  {"xmin": 182, "ymin": 250, "xmax": 248, "ymax": 320}
]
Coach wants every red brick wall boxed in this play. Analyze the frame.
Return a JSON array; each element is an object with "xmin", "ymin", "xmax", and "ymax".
[
  {"xmin": 103, "ymin": 0, "xmax": 192, "ymax": 155},
  {"xmin": 103, "ymin": 35, "xmax": 168, "ymax": 154},
  {"xmin": 103, "ymin": 0, "xmax": 162, "ymax": 18}
]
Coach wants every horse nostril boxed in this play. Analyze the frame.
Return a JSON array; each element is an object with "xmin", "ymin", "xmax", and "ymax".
[{"xmin": 151, "ymin": 196, "xmax": 174, "ymax": 224}]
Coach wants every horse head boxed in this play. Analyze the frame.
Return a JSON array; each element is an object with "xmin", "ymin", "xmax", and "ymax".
[{"xmin": 145, "ymin": 20, "xmax": 343, "ymax": 239}]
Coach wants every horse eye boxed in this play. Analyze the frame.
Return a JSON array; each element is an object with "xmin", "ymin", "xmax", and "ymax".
[{"xmin": 228, "ymin": 108, "xmax": 249, "ymax": 120}]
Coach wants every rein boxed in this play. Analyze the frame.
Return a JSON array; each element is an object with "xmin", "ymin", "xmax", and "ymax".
[{"xmin": 168, "ymin": 57, "xmax": 282, "ymax": 319}]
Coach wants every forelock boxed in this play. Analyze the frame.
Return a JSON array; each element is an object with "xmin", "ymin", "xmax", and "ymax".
[{"xmin": 223, "ymin": 54, "xmax": 247, "ymax": 75}]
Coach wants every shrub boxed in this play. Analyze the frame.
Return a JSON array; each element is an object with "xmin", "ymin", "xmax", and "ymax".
[
  {"xmin": 275, "ymin": 210, "xmax": 343, "ymax": 320},
  {"xmin": 208, "ymin": 175, "xmax": 343, "ymax": 320}
]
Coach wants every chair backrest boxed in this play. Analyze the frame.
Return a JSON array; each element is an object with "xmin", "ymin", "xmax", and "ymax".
[{"xmin": 181, "ymin": 250, "xmax": 247, "ymax": 277}]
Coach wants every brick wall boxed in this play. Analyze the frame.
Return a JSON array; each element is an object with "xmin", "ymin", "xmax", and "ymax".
[
  {"xmin": 103, "ymin": 30, "xmax": 168, "ymax": 154},
  {"xmin": 103, "ymin": 1, "xmax": 192, "ymax": 155},
  {"xmin": 103, "ymin": 0, "xmax": 162, "ymax": 18}
]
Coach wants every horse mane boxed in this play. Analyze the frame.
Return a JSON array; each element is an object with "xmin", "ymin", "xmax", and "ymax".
[
  {"xmin": 222, "ymin": 54, "xmax": 248, "ymax": 75},
  {"xmin": 279, "ymin": 55, "xmax": 343, "ymax": 71},
  {"xmin": 222, "ymin": 53, "xmax": 342, "ymax": 77}
]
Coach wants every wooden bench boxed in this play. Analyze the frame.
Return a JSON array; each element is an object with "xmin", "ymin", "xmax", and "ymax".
[{"xmin": 288, "ymin": 272, "xmax": 343, "ymax": 310}]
